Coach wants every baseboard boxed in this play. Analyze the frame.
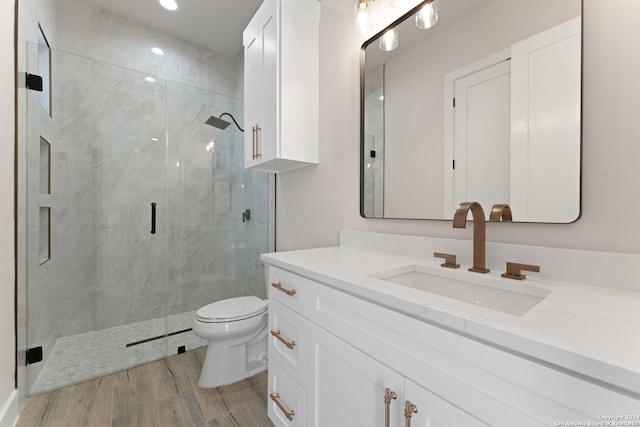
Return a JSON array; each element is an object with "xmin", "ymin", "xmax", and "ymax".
[{"xmin": 0, "ymin": 390, "xmax": 18, "ymax": 427}]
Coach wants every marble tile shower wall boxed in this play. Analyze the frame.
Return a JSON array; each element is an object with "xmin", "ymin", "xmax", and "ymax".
[
  {"xmin": 56, "ymin": 0, "xmax": 242, "ymax": 98},
  {"xmin": 166, "ymin": 82, "xmax": 270, "ymax": 317}
]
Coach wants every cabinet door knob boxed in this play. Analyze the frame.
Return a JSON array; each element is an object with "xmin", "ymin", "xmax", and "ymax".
[
  {"xmin": 271, "ymin": 281, "xmax": 297, "ymax": 296},
  {"xmin": 384, "ymin": 388, "xmax": 397, "ymax": 427},
  {"xmin": 270, "ymin": 329, "xmax": 296, "ymax": 349},
  {"xmin": 269, "ymin": 392, "xmax": 295, "ymax": 421},
  {"xmin": 404, "ymin": 401, "xmax": 418, "ymax": 427}
]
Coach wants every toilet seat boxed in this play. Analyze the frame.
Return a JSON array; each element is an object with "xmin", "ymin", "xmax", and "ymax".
[{"xmin": 196, "ymin": 296, "xmax": 267, "ymax": 323}]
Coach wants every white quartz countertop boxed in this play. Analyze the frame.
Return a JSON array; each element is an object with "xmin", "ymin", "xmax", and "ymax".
[{"xmin": 261, "ymin": 245, "xmax": 640, "ymax": 396}]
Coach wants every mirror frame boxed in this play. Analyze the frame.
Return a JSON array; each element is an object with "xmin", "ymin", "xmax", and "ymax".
[{"xmin": 359, "ymin": 0, "xmax": 583, "ymax": 223}]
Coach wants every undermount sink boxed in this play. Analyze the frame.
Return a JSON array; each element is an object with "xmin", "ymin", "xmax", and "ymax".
[{"xmin": 369, "ymin": 265, "xmax": 552, "ymax": 316}]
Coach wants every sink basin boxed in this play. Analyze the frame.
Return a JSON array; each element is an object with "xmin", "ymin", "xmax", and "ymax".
[{"xmin": 369, "ymin": 265, "xmax": 551, "ymax": 316}]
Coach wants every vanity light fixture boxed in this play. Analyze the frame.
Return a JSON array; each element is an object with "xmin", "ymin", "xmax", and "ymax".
[
  {"xmin": 415, "ymin": 0, "xmax": 438, "ymax": 29},
  {"xmin": 354, "ymin": 0, "xmax": 374, "ymax": 35},
  {"xmin": 159, "ymin": 0, "xmax": 178, "ymax": 11},
  {"xmin": 379, "ymin": 27, "xmax": 398, "ymax": 51},
  {"xmin": 151, "ymin": 47, "xmax": 165, "ymax": 56}
]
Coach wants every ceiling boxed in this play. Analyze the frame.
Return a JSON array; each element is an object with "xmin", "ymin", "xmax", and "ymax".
[{"xmin": 88, "ymin": 0, "xmax": 263, "ymax": 57}]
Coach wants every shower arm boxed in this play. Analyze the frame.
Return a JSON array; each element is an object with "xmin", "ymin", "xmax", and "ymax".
[{"xmin": 220, "ymin": 113, "xmax": 244, "ymax": 132}]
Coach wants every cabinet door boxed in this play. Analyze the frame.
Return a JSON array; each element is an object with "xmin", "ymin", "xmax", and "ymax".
[
  {"xmin": 404, "ymin": 379, "xmax": 488, "ymax": 427},
  {"xmin": 244, "ymin": 22, "xmax": 262, "ymax": 168},
  {"xmin": 243, "ymin": 0, "xmax": 277, "ymax": 167},
  {"xmin": 306, "ymin": 323, "xmax": 404, "ymax": 427}
]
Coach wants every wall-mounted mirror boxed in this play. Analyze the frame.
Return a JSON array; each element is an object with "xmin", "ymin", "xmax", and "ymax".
[{"xmin": 360, "ymin": 0, "xmax": 581, "ymax": 222}]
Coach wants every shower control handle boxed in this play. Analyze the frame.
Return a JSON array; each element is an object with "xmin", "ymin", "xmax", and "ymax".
[{"xmin": 151, "ymin": 202, "xmax": 156, "ymax": 235}]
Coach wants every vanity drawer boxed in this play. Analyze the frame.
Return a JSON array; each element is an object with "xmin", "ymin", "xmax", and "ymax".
[
  {"xmin": 269, "ymin": 299, "xmax": 307, "ymax": 387},
  {"xmin": 268, "ymin": 358, "xmax": 306, "ymax": 427},
  {"xmin": 268, "ymin": 266, "xmax": 307, "ymax": 316}
]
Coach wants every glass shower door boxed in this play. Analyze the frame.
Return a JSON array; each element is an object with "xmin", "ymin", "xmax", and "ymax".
[{"xmin": 25, "ymin": 46, "xmax": 169, "ymax": 394}]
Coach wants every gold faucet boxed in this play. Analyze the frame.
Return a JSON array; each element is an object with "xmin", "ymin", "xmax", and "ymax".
[{"xmin": 453, "ymin": 202, "xmax": 490, "ymax": 273}]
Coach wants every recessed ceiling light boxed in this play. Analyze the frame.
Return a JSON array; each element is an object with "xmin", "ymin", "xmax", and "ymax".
[
  {"xmin": 151, "ymin": 47, "xmax": 165, "ymax": 56},
  {"xmin": 144, "ymin": 76, "xmax": 156, "ymax": 83},
  {"xmin": 159, "ymin": 0, "xmax": 178, "ymax": 11}
]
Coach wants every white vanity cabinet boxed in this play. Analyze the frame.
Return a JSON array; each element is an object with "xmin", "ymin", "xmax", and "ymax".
[
  {"xmin": 243, "ymin": 0, "xmax": 320, "ymax": 173},
  {"xmin": 265, "ymin": 264, "xmax": 640, "ymax": 427}
]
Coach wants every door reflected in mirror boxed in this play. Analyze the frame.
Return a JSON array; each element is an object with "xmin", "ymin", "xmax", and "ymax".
[{"xmin": 360, "ymin": 0, "xmax": 581, "ymax": 223}]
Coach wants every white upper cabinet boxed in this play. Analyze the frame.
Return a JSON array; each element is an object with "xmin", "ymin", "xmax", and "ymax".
[{"xmin": 243, "ymin": 0, "xmax": 320, "ymax": 173}]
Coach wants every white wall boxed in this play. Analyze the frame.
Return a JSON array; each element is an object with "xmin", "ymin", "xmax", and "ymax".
[
  {"xmin": 0, "ymin": 0, "xmax": 17, "ymax": 425},
  {"xmin": 275, "ymin": 0, "xmax": 640, "ymax": 257}
]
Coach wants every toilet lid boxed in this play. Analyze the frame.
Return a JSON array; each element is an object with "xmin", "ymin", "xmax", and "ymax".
[{"xmin": 196, "ymin": 296, "xmax": 267, "ymax": 322}]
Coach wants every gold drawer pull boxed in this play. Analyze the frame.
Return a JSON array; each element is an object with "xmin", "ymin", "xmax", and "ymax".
[
  {"xmin": 270, "ymin": 393, "xmax": 295, "ymax": 421},
  {"xmin": 251, "ymin": 124, "xmax": 262, "ymax": 160},
  {"xmin": 404, "ymin": 401, "xmax": 418, "ymax": 427},
  {"xmin": 271, "ymin": 281, "xmax": 297, "ymax": 296},
  {"xmin": 252, "ymin": 126, "xmax": 256, "ymax": 159},
  {"xmin": 270, "ymin": 329, "xmax": 296, "ymax": 349},
  {"xmin": 384, "ymin": 388, "xmax": 397, "ymax": 427}
]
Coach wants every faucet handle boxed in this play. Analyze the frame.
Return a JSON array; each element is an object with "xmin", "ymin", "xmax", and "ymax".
[
  {"xmin": 501, "ymin": 262, "xmax": 540, "ymax": 280},
  {"xmin": 433, "ymin": 252, "xmax": 460, "ymax": 269},
  {"xmin": 489, "ymin": 204, "xmax": 513, "ymax": 222}
]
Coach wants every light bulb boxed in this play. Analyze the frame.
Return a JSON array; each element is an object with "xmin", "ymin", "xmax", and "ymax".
[
  {"xmin": 379, "ymin": 28, "xmax": 398, "ymax": 51},
  {"xmin": 416, "ymin": 1, "xmax": 438, "ymax": 29},
  {"xmin": 390, "ymin": 0, "xmax": 412, "ymax": 7},
  {"xmin": 158, "ymin": 0, "xmax": 178, "ymax": 11},
  {"xmin": 354, "ymin": 0, "xmax": 373, "ymax": 35}
]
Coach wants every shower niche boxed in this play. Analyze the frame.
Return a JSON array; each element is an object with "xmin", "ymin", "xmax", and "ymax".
[{"xmin": 39, "ymin": 137, "xmax": 51, "ymax": 264}]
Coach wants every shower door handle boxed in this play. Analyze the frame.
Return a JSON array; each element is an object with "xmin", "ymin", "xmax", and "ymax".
[{"xmin": 151, "ymin": 202, "xmax": 156, "ymax": 234}]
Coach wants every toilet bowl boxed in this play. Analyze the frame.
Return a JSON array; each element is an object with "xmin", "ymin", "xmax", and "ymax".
[{"xmin": 193, "ymin": 295, "xmax": 268, "ymax": 388}]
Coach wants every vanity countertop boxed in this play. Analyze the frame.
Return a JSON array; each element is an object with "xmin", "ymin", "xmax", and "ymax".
[{"xmin": 261, "ymin": 245, "xmax": 640, "ymax": 396}]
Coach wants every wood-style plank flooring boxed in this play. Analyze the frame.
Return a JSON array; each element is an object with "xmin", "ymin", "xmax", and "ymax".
[{"xmin": 17, "ymin": 347, "xmax": 276, "ymax": 427}]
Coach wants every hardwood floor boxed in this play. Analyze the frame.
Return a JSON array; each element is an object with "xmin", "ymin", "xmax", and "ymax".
[{"xmin": 17, "ymin": 347, "xmax": 276, "ymax": 427}]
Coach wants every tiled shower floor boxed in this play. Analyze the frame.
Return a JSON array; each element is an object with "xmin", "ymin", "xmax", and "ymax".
[{"xmin": 30, "ymin": 311, "xmax": 206, "ymax": 394}]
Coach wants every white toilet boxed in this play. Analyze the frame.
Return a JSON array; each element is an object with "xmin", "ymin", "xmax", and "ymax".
[{"xmin": 192, "ymin": 295, "xmax": 268, "ymax": 388}]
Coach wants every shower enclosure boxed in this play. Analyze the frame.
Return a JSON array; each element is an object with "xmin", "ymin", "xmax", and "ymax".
[{"xmin": 23, "ymin": 45, "xmax": 273, "ymax": 394}]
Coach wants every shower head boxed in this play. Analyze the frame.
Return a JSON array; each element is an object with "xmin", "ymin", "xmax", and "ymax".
[
  {"xmin": 205, "ymin": 113, "xmax": 244, "ymax": 132},
  {"xmin": 205, "ymin": 115, "xmax": 231, "ymax": 130}
]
